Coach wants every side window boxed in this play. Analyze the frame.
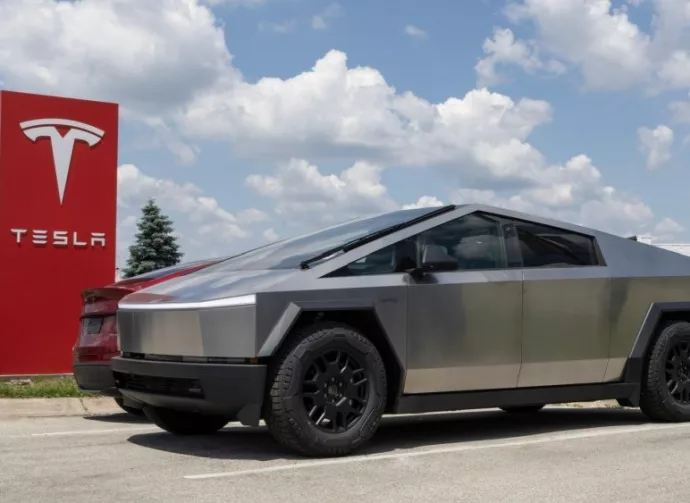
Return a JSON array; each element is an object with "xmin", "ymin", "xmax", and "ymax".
[
  {"xmin": 329, "ymin": 236, "xmax": 418, "ymax": 277},
  {"xmin": 417, "ymin": 213, "xmax": 506, "ymax": 270},
  {"xmin": 329, "ymin": 212, "xmax": 507, "ymax": 277},
  {"xmin": 513, "ymin": 221, "xmax": 601, "ymax": 268}
]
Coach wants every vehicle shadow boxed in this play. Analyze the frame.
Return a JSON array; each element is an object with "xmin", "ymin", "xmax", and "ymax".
[
  {"xmin": 84, "ymin": 412, "xmax": 150, "ymax": 424},
  {"xmin": 126, "ymin": 406, "xmax": 648, "ymax": 462}
]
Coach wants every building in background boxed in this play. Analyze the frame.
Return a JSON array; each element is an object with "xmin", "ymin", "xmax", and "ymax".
[{"xmin": 632, "ymin": 235, "xmax": 690, "ymax": 257}]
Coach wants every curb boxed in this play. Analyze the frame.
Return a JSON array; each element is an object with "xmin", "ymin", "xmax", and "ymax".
[
  {"xmin": 0, "ymin": 373, "xmax": 73, "ymax": 382},
  {"xmin": 0, "ymin": 397, "xmax": 122, "ymax": 419}
]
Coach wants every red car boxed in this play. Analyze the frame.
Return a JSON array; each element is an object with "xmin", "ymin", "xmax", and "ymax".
[{"xmin": 72, "ymin": 258, "xmax": 225, "ymax": 415}]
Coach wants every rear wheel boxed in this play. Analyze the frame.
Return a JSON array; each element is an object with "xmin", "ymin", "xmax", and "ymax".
[
  {"xmin": 500, "ymin": 405, "xmax": 545, "ymax": 414},
  {"xmin": 114, "ymin": 397, "xmax": 145, "ymax": 417},
  {"xmin": 265, "ymin": 321, "xmax": 387, "ymax": 457},
  {"xmin": 640, "ymin": 321, "xmax": 690, "ymax": 422},
  {"xmin": 144, "ymin": 407, "xmax": 229, "ymax": 435}
]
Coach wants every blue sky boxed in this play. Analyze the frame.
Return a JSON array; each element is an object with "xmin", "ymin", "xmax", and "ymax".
[{"xmin": 1, "ymin": 0, "xmax": 689, "ymax": 267}]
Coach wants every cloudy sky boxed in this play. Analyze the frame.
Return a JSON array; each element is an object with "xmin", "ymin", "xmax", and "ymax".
[{"xmin": 2, "ymin": 0, "xmax": 690, "ymax": 266}]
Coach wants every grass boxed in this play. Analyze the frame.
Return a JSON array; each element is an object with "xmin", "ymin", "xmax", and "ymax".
[{"xmin": 0, "ymin": 376, "xmax": 97, "ymax": 399}]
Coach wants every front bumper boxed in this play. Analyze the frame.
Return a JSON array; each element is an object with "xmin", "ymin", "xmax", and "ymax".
[
  {"xmin": 110, "ymin": 356, "xmax": 267, "ymax": 427},
  {"xmin": 73, "ymin": 362, "xmax": 120, "ymax": 396}
]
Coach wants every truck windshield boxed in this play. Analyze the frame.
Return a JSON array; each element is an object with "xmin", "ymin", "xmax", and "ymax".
[{"xmin": 204, "ymin": 207, "xmax": 446, "ymax": 272}]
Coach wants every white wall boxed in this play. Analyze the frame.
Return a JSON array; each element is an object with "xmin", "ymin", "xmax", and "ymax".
[
  {"xmin": 637, "ymin": 235, "xmax": 690, "ymax": 257},
  {"xmin": 657, "ymin": 244, "xmax": 690, "ymax": 257}
]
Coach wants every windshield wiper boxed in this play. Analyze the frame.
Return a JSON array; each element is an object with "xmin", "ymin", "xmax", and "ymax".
[{"xmin": 299, "ymin": 205, "xmax": 456, "ymax": 270}]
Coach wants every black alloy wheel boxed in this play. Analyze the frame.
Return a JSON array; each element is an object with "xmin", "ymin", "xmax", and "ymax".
[
  {"xmin": 665, "ymin": 338, "xmax": 690, "ymax": 404},
  {"xmin": 265, "ymin": 321, "xmax": 387, "ymax": 457},
  {"xmin": 302, "ymin": 349, "xmax": 370, "ymax": 433},
  {"xmin": 640, "ymin": 321, "xmax": 690, "ymax": 422}
]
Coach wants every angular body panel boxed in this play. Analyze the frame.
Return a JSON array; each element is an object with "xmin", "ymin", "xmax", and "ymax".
[
  {"xmin": 405, "ymin": 270, "xmax": 523, "ymax": 393},
  {"xmin": 519, "ymin": 267, "xmax": 611, "ymax": 387},
  {"xmin": 254, "ymin": 274, "xmax": 409, "ymax": 366},
  {"xmin": 117, "ymin": 305, "xmax": 257, "ymax": 358},
  {"xmin": 597, "ymin": 232, "xmax": 690, "ymax": 381}
]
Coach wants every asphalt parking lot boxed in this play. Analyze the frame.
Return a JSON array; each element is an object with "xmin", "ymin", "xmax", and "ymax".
[{"xmin": 1, "ymin": 406, "xmax": 690, "ymax": 502}]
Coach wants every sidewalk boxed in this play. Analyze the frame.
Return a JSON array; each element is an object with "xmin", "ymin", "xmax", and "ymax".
[{"xmin": 0, "ymin": 397, "xmax": 121, "ymax": 419}]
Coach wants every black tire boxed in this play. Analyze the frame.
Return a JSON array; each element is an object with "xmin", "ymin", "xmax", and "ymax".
[
  {"xmin": 500, "ymin": 405, "xmax": 545, "ymax": 414},
  {"xmin": 143, "ymin": 406, "xmax": 229, "ymax": 435},
  {"xmin": 639, "ymin": 321, "xmax": 690, "ymax": 422},
  {"xmin": 265, "ymin": 321, "xmax": 387, "ymax": 457},
  {"xmin": 114, "ymin": 397, "xmax": 145, "ymax": 417}
]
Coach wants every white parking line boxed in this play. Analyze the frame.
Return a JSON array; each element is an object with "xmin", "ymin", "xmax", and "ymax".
[
  {"xmin": 5, "ymin": 425, "xmax": 159, "ymax": 438},
  {"xmin": 184, "ymin": 422, "xmax": 690, "ymax": 480}
]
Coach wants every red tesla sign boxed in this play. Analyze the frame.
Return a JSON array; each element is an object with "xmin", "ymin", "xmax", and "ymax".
[{"xmin": 0, "ymin": 90, "xmax": 118, "ymax": 375}]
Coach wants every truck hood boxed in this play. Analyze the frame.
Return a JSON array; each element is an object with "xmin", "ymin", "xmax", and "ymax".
[{"xmin": 118, "ymin": 268, "xmax": 297, "ymax": 308}]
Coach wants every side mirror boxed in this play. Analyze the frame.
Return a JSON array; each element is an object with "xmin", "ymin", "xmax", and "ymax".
[{"xmin": 409, "ymin": 244, "xmax": 459, "ymax": 278}]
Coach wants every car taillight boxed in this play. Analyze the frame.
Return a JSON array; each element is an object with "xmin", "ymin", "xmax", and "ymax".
[{"xmin": 73, "ymin": 315, "xmax": 119, "ymax": 364}]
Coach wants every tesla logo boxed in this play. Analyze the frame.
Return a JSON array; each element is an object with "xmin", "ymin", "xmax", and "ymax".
[
  {"xmin": 20, "ymin": 118, "xmax": 105, "ymax": 205},
  {"xmin": 9, "ymin": 229, "xmax": 106, "ymax": 248}
]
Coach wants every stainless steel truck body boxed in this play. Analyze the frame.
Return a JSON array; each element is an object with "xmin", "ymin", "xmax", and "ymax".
[{"xmin": 111, "ymin": 204, "xmax": 690, "ymax": 456}]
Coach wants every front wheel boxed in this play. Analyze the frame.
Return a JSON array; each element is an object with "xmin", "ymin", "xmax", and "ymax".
[
  {"xmin": 265, "ymin": 322, "xmax": 388, "ymax": 457},
  {"xmin": 639, "ymin": 321, "xmax": 690, "ymax": 422},
  {"xmin": 144, "ymin": 407, "xmax": 229, "ymax": 435}
]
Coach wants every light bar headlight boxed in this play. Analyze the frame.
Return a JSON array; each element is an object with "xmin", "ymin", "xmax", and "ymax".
[{"xmin": 120, "ymin": 294, "xmax": 257, "ymax": 311}]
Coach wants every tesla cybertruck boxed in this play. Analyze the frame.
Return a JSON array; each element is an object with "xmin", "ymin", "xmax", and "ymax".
[{"xmin": 111, "ymin": 204, "xmax": 690, "ymax": 457}]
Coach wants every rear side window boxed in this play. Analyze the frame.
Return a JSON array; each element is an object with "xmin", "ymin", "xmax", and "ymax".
[{"xmin": 513, "ymin": 221, "xmax": 601, "ymax": 267}]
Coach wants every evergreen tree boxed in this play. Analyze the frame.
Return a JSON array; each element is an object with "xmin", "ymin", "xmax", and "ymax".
[{"xmin": 122, "ymin": 198, "xmax": 183, "ymax": 278}]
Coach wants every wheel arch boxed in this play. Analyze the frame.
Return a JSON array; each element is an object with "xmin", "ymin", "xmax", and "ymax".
[
  {"xmin": 258, "ymin": 301, "xmax": 405, "ymax": 413},
  {"xmin": 620, "ymin": 301, "xmax": 690, "ymax": 406}
]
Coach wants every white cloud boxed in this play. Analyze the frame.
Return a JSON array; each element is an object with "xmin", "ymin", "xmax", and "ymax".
[
  {"xmin": 0, "ymin": 0, "xmax": 238, "ymax": 163},
  {"xmin": 448, "ymin": 183, "xmax": 659, "ymax": 238},
  {"xmin": 117, "ymin": 164, "xmax": 269, "ymax": 263},
  {"xmin": 246, "ymin": 158, "xmax": 397, "ymax": 226},
  {"xmin": 203, "ymin": 0, "xmax": 269, "ymax": 6},
  {"xmin": 137, "ymin": 117, "xmax": 201, "ymax": 166},
  {"xmin": 654, "ymin": 217, "xmax": 685, "ymax": 241},
  {"xmin": 668, "ymin": 92, "xmax": 690, "ymax": 123},
  {"xmin": 487, "ymin": 0, "xmax": 690, "ymax": 93},
  {"xmin": 243, "ymin": 154, "xmax": 676, "ymax": 240},
  {"xmin": 475, "ymin": 27, "xmax": 566, "ymax": 87},
  {"xmin": 402, "ymin": 196, "xmax": 445, "ymax": 209},
  {"xmin": 657, "ymin": 51, "xmax": 690, "ymax": 89},
  {"xmin": 1, "ymin": 0, "xmax": 679, "ymax": 246},
  {"xmin": 433, "ymin": 153, "xmax": 671, "ymax": 238},
  {"xmin": 178, "ymin": 50, "xmax": 561, "ymax": 189},
  {"xmin": 263, "ymin": 228, "xmax": 280, "ymax": 242},
  {"xmin": 404, "ymin": 25, "xmax": 428, "ymax": 39},
  {"xmin": 0, "ymin": 0, "xmax": 236, "ymax": 117},
  {"xmin": 638, "ymin": 125, "xmax": 674, "ymax": 170},
  {"xmin": 311, "ymin": 3, "xmax": 343, "ymax": 30},
  {"xmin": 259, "ymin": 20, "xmax": 296, "ymax": 34},
  {"xmin": 236, "ymin": 208, "xmax": 271, "ymax": 224},
  {"xmin": 502, "ymin": 0, "xmax": 651, "ymax": 90}
]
